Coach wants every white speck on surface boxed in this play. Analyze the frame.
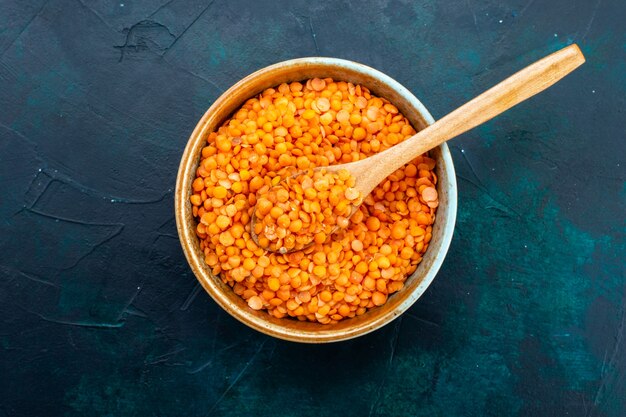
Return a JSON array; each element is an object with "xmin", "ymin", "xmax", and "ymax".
[
  {"xmin": 499, "ymin": 19, "xmax": 503, "ymax": 23},
  {"xmin": 554, "ymin": 33, "xmax": 558, "ymax": 37},
  {"xmin": 461, "ymin": 149, "xmax": 465, "ymax": 153},
  {"xmin": 111, "ymin": 199, "xmax": 115, "ymax": 203},
  {"xmin": 592, "ymin": 90, "xmax": 596, "ymax": 93},
  {"xmin": 120, "ymin": 3, "xmax": 124, "ymax": 6},
  {"xmin": 524, "ymin": 245, "xmax": 527, "ymax": 248},
  {"xmin": 38, "ymin": 168, "xmax": 42, "ymax": 172}
]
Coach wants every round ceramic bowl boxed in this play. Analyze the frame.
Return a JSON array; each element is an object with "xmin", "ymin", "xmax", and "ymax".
[{"xmin": 175, "ymin": 58, "xmax": 457, "ymax": 343}]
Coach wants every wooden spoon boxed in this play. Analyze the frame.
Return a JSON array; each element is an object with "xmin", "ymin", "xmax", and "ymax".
[{"xmin": 252, "ymin": 44, "xmax": 585, "ymax": 253}]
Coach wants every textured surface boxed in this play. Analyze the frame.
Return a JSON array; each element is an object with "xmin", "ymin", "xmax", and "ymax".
[{"xmin": 0, "ymin": 0, "xmax": 624, "ymax": 416}]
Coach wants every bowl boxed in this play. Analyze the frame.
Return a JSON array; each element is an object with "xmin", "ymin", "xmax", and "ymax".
[{"xmin": 175, "ymin": 58, "xmax": 457, "ymax": 343}]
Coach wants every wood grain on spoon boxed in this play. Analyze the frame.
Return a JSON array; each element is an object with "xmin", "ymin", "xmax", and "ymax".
[{"xmin": 253, "ymin": 44, "xmax": 585, "ymax": 252}]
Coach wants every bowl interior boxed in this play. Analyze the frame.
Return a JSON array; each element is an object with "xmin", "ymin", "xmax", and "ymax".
[{"xmin": 175, "ymin": 58, "xmax": 457, "ymax": 343}]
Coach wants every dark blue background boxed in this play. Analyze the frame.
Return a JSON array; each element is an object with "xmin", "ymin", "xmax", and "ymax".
[{"xmin": 1, "ymin": 0, "xmax": 624, "ymax": 416}]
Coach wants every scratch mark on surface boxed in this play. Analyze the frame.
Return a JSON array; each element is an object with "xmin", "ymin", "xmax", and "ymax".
[
  {"xmin": 157, "ymin": 216, "xmax": 177, "ymax": 232},
  {"xmin": 1, "ymin": 265, "xmax": 59, "ymax": 288},
  {"xmin": 455, "ymin": 173, "xmax": 482, "ymax": 189},
  {"xmin": 369, "ymin": 320, "xmax": 403, "ymax": 416},
  {"xmin": 581, "ymin": 393, "xmax": 590, "ymax": 415},
  {"xmin": 163, "ymin": 0, "xmax": 217, "ymax": 57},
  {"xmin": 218, "ymin": 340, "xmax": 249, "ymax": 353},
  {"xmin": 146, "ymin": 347, "xmax": 187, "ymax": 365},
  {"xmin": 483, "ymin": 203, "xmax": 515, "ymax": 217},
  {"xmin": 152, "ymin": 232, "xmax": 178, "ymax": 246},
  {"xmin": 494, "ymin": 0, "xmax": 536, "ymax": 47},
  {"xmin": 189, "ymin": 337, "xmax": 255, "ymax": 372},
  {"xmin": 588, "ymin": 307, "xmax": 625, "ymax": 414},
  {"xmin": 600, "ymin": 348, "xmax": 608, "ymax": 376},
  {"xmin": 76, "ymin": 0, "xmax": 116, "ymax": 32},
  {"xmin": 157, "ymin": 232, "xmax": 178, "ymax": 240},
  {"xmin": 0, "ymin": 0, "xmax": 50, "ymax": 59},
  {"xmin": 452, "ymin": 146, "xmax": 523, "ymax": 218},
  {"xmin": 309, "ymin": 17, "xmax": 320, "ymax": 54},
  {"xmin": 62, "ymin": 225, "xmax": 125, "ymax": 270},
  {"xmin": 453, "ymin": 146, "xmax": 488, "ymax": 189},
  {"xmin": 67, "ymin": 331, "xmax": 77, "ymax": 349},
  {"xmin": 368, "ymin": 374, "xmax": 386, "ymax": 416},
  {"xmin": 19, "ymin": 270, "xmax": 58, "ymax": 288},
  {"xmin": 162, "ymin": 59, "xmax": 224, "ymax": 92},
  {"xmin": 206, "ymin": 339, "xmax": 267, "ymax": 414},
  {"xmin": 289, "ymin": 12, "xmax": 304, "ymax": 28},
  {"xmin": 465, "ymin": 0, "xmax": 478, "ymax": 31},
  {"xmin": 0, "ymin": 60, "xmax": 21, "ymax": 81},
  {"xmin": 25, "ymin": 172, "xmax": 53, "ymax": 209},
  {"xmin": 22, "ymin": 206, "xmax": 125, "ymax": 228},
  {"xmin": 209, "ymin": 313, "xmax": 222, "ymax": 356},
  {"xmin": 124, "ymin": 305, "xmax": 148, "ymax": 318},
  {"xmin": 0, "ymin": 122, "xmax": 38, "ymax": 148},
  {"xmin": 116, "ymin": 285, "xmax": 144, "ymax": 321},
  {"xmin": 148, "ymin": 0, "xmax": 175, "ymax": 18},
  {"xmin": 180, "ymin": 282, "xmax": 203, "ymax": 311},
  {"xmin": 29, "ymin": 311, "xmax": 125, "ymax": 329},
  {"xmin": 25, "ymin": 169, "xmax": 171, "ymax": 206},
  {"xmin": 268, "ymin": 340, "xmax": 278, "ymax": 362},
  {"xmin": 388, "ymin": 317, "xmax": 403, "ymax": 366},
  {"xmin": 406, "ymin": 312, "xmax": 441, "ymax": 327},
  {"xmin": 188, "ymin": 358, "xmax": 213, "ymax": 374},
  {"xmin": 581, "ymin": 0, "xmax": 602, "ymax": 42},
  {"xmin": 519, "ymin": 0, "xmax": 537, "ymax": 17}
]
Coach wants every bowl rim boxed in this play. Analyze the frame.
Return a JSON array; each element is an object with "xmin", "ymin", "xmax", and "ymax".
[{"xmin": 175, "ymin": 57, "xmax": 457, "ymax": 343}]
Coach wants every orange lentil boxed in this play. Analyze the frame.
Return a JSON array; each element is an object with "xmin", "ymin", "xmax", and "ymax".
[
  {"xmin": 190, "ymin": 194, "xmax": 202, "ymax": 206},
  {"xmin": 391, "ymin": 222, "xmax": 407, "ymax": 239},
  {"xmin": 248, "ymin": 296, "xmax": 263, "ymax": 310},
  {"xmin": 372, "ymin": 291, "xmax": 387, "ymax": 306},
  {"xmin": 351, "ymin": 240, "xmax": 364, "ymax": 252},
  {"xmin": 253, "ymin": 168, "xmax": 362, "ymax": 253},
  {"xmin": 191, "ymin": 78, "xmax": 438, "ymax": 324},
  {"xmin": 422, "ymin": 186, "xmax": 438, "ymax": 202},
  {"xmin": 366, "ymin": 216, "xmax": 381, "ymax": 231},
  {"xmin": 213, "ymin": 186, "xmax": 228, "ymax": 199},
  {"xmin": 319, "ymin": 290, "xmax": 333, "ymax": 302}
]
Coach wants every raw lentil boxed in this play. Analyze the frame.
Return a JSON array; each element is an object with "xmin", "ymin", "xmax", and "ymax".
[{"xmin": 253, "ymin": 168, "xmax": 362, "ymax": 253}]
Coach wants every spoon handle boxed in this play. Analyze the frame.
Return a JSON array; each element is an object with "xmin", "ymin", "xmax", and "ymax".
[{"xmin": 353, "ymin": 44, "xmax": 585, "ymax": 194}]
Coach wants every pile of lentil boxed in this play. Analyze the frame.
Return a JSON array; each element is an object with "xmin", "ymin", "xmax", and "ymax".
[
  {"xmin": 253, "ymin": 168, "xmax": 362, "ymax": 253},
  {"xmin": 191, "ymin": 77, "xmax": 439, "ymax": 324}
]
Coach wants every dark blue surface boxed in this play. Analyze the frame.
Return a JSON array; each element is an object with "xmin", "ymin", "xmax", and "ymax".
[{"xmin": 1, "ymin": 1, "xmax": 624, "ymax": 416}]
